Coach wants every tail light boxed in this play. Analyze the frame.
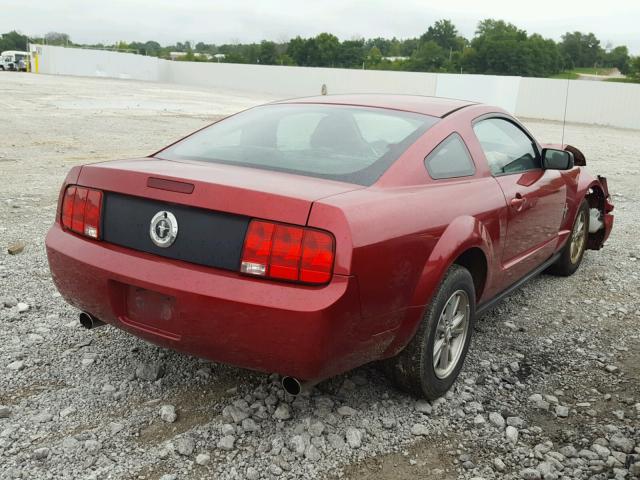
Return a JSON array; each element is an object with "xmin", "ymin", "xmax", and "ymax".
[
  {"xmin": 240, "ymin": 220, "xmax": 335, "ymax": 285},
  {"xmin": 61, "ymin": 185, "xmax": 103, "ymax": 239}
]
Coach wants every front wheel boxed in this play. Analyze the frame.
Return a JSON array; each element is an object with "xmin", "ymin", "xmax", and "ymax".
[
  {"xmin": 385, "ymin": 265, "xmax": 476, "ymax": 399},
  {"xmin": 547, "ymin": 199, "xmax": 589, "ymax": 277}
]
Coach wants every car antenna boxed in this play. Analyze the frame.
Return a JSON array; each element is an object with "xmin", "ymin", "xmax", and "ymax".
[{"xmin": 560, "ymin": 71, "xmax": 571, "ymax": 146}]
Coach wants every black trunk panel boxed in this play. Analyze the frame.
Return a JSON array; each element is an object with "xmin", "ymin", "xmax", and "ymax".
[{"xmin": 102, "ymin": 193, "xmax": 249, "ymax": 270}]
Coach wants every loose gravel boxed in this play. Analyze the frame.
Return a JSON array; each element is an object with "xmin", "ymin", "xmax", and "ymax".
[{"xmin": 1, "ymin": 73, "xmax": 639, "ymax": 480}]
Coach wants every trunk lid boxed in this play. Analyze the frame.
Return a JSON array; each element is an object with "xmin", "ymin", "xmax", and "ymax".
[
  {"xmin": 79, "ymin": 157, "xmax": 363, "ymax": 224},
  {"xmin": 76, "ymin": 157, "xmax": 362, "ymax": 272}
]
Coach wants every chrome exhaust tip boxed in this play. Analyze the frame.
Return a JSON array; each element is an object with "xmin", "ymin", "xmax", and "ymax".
[
  {"xmin": 79, "ymin": 312, "xmax": 105, "ymax": 329},
  {"xmin": 281, "ymin": 376, "xmax": 322, "ymax": 396},
  {"xmin": 281, "ymin": 376, "xmax": 303, "ymax": 396}
]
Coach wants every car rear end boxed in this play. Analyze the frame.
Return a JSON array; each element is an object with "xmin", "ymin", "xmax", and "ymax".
[
  {"xmin": 46, "ymin": 161, "xmax": 365, "ymax": 381},
  {"xmin": 46, "ymin": 101, "xmax": 441, "ymax": 381}
]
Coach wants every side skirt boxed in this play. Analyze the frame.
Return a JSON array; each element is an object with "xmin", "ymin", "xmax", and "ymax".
[{"xmin": 476, "ymin": 252, "xmax": 561, "ymax": 317}]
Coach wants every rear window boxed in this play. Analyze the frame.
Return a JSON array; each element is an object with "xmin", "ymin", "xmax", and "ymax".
[{"xmin": 158, "ymin": 104, "xmax": 438, "ymax": 186}]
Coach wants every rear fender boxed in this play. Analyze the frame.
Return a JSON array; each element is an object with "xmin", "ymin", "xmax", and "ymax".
[{"xmin": 382, "ymin": 215, "xmax": 494, "ymax": 357}]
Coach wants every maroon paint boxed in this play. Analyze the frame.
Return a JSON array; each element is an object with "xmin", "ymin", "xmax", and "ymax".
[{"xmin": 45, "ymin": 95, "xmax": 614, "ymax": 382}]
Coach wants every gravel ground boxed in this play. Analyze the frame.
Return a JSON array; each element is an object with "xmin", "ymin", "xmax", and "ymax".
[{"xmin": 1, "ymin": 73, "xmax": 639, "ymax": 480}]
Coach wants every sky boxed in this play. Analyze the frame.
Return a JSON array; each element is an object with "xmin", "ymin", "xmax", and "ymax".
[{"xmin": 2, "ymin": 0, "xmax": 639, "ymax": 54}]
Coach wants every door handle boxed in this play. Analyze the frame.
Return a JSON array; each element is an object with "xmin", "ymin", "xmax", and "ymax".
[{"xmin": 510, "ymin": 193, "xmax": 526, "ymax": 212}]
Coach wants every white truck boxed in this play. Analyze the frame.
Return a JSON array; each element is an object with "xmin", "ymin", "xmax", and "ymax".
[{"xmin": 0, "ymin": 51, "xmax": 29, "ymax": 71}]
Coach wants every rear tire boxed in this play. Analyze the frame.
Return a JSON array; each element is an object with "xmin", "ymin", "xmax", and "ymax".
[
  {"xmin": 547, "ymin": 199, "xmax": 589, "ymax": 277},
  {"xmin": 385, "ymin": 265, "xmax": 476, "ymax": 399}
]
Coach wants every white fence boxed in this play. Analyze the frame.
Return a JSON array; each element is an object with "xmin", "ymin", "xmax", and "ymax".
[
  {"xmin": 31, "ymin": 44, "xmax": 162, "ymax": 81},
  {"xmin": 30, "ymin": 44, "xmax": 640, "ymax": 129}
]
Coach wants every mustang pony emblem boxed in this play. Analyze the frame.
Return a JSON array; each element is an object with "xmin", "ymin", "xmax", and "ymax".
[{"xmin": 149, "ymin": 211, "xmax": 178, "ymax": 247}]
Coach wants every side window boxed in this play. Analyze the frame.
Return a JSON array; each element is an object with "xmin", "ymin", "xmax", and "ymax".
[
  {"xmin": 473, "ymin": 118, "xmax": 540, "ymax": 176},
  {"xmin": 425, "ymin": 133, "xmax": 476, "ymax": 180}
]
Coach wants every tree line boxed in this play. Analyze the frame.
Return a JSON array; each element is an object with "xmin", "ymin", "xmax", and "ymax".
[{"xmin": 2, "ymin": 19, "xmax": 639, "ymax": 81}]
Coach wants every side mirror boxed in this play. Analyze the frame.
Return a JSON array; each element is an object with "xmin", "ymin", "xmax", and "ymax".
[{"xmin": 542, "ymin": 148, "xmax": 574, "ymax": 170}]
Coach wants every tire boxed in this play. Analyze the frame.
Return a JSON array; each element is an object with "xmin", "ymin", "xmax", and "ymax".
[
  {"xmin": 385, "ymin": 264, "xmax": 476, "ymax": 399},
  {"xmin": 547, "ymin": 199, "xmax": 589, "ymax": 277}
]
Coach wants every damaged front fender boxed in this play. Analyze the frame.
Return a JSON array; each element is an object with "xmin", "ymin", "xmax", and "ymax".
[{"xmin": 586, "ymin": 175, "xmax": 614, "ymax": 250}]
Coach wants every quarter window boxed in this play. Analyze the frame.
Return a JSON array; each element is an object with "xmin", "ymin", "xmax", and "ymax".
[
  {"xmin": 473, "ymin": 118, "xmax": 539, "ymax": 175},
  {"xmin": 425, "ymin": 133, "xmax": 475, "ymax": 180}
]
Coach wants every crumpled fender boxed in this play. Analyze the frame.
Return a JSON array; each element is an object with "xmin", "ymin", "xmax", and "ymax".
[
  {"xmin": 579, "ymin": 175, "xmax": 614, "ymax": 249},
  {"xmin": 383, "ymin": 215, "xmax": 497, "ymax": 357}
]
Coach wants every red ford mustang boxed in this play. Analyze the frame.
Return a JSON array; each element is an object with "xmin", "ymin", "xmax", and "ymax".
[{"xmin": 46, "ymin": 95, "xmax": 614, "ymax": 399}]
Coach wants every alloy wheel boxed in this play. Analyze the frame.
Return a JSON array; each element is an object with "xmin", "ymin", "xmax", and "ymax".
[
  {"xmin": 433, "ymin": 289, "xmax": 470, "ymax": 379},
  {"xmin": 570, "ymin": 210, "xmax": 587, "ymax": 264}
]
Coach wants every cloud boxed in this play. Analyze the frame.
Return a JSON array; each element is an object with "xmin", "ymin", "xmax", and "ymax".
[{"xmin": 1, "ymin": 0, "xmax": 638, "ymax": 53}]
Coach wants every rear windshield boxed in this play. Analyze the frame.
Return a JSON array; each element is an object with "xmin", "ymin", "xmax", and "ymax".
[{"xmin": 157, "ymin": 104, "xmax": 438, "ymax": 186}]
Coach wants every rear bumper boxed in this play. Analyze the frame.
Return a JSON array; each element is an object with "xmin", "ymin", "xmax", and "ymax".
[{"xmin": 46, "ymin": 224, "xmax": 371, "ymax": 380}]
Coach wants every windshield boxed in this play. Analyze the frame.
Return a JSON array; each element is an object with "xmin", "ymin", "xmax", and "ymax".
[{"xmin": 158, "ymin": 104, "xmax": 438, "ymax": 186}]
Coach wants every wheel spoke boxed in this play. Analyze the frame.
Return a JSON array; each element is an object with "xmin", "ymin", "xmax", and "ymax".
[
  {"xmin": 451, "ymin": 313, "xmax": 466, "ymax": 335},
  {"xmin": 438, "ymin": 342, "xmax": 450, "ymax": 371},
  {"xmin": 574, "ymin": 217, "xmax": 584, "ymax": 235},
  {"xmin": 433, "ymin": 339, "xmax": 445, "ymax": 366},
  {"xmin": 450, "ymin": 294, "xmax": 461, "ymax": 319},
  {"xmin": 570, "ymin": 211, "xmax": 586, "ymax": 263},
  {"xmin": 432, "ymin": 289, "xmax": 471, "ymax": 379}
]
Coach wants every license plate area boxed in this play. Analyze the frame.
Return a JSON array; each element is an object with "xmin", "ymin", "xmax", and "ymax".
[{"xmin": 120, "ymin": 285, "xmax": 181, "ymax": 340}]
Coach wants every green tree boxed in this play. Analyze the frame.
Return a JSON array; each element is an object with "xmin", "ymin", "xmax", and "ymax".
[
  {"xmin": 44, "ymin": 32, "xmax": 70, "ymax": 46},
  {"xmin": 365, "ymin": 37, "xmax": 393, "ymax": 56},
  {"xmin": 420, "ymin": 19, "xmax": 461, "ymax": 52},
  {"xmin": 314, "ymin": 33, "xmax": 340, "ymax": 67},
  {"xmin": 258, "ymin": 41, "xmax": 278, "ymax": 64},
  {"xmin": 603, "ymin": 46, "xmax": 630, "ymax": 74},
  {"xmin": 464, "ymin": 19, "xmax": 530, "ymax": 75},
  {"xmin": 629, "ymin": 56, "xmax": 640, "ymax": 78},
  {"xmin": 222, "ymin": 51, "xmax": 247, "ymax": 64},
  {"xmin": 143, "ymin": 41, "xmax": 162, "ymax": 56},
  {"xmin": 409, "ymin": 40, "xmax": 447, "ymax": 71},
  {"xmin": 367, "ymin": 46, "xmax": 383, "ymax": 67},
  {"xmin": 276, "ymin": 53, "xmax": 296, "ymax": 66},
  {"xmin": 175, "ymin": 41, "xmax": 192, "ymax": 52},
  {"xmin": 0, "ymin": 31, "xmax": 28, "ymax": 51},
  {"xmin": 559, "ymin": 32, "xmax": 603, "ymax": 68},
  {"xmin": 523, "ymin": 34, "xmax": 562, "ymax": 77},
  {"xmin": 336, "ymin": 39, "xmax": 365, "ymax": 68},
  {"xmin": 399, "ymin": 38, "xmax": 418, "ymax": 56},
  {"xmin": 287, "ymin": 36, "xmax": 318, "ymax": 66}
]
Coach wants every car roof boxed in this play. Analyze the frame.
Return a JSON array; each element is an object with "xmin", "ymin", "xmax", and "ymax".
[{"xmin": 274, "ymin": 94, "xmax": 477, "ymax": 118}]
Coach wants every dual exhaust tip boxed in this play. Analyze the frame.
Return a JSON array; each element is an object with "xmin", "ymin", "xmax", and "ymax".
[
  {"xmin": 79, "ymin": 312, "xmax": 105, "ymax": 329},
  {"xmin": 281, "ymin": 376, "xmax": 303, "ymax": 396},
  {"xmin": 281, "ymin": 376, "xmax": 320, "ymax": 396},
  {"xmin": 79, "ymin": 312, "xmax": 310, "ymax": 397}
]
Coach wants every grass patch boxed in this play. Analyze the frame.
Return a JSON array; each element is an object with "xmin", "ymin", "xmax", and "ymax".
[
  {"xmin": 549, "ymin": 67, "xmax": 618, "ymax": 79},
  {"xmin": 604, "ymin": 77, "xmax": 640, "ymax": 84},
  {"xmin": 549, "ymin": 71, "xmax": 579, "ymax": 79},
  {"xmin": 571, "ymin": 67, "xmax": 614, "ymax": 75}
]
